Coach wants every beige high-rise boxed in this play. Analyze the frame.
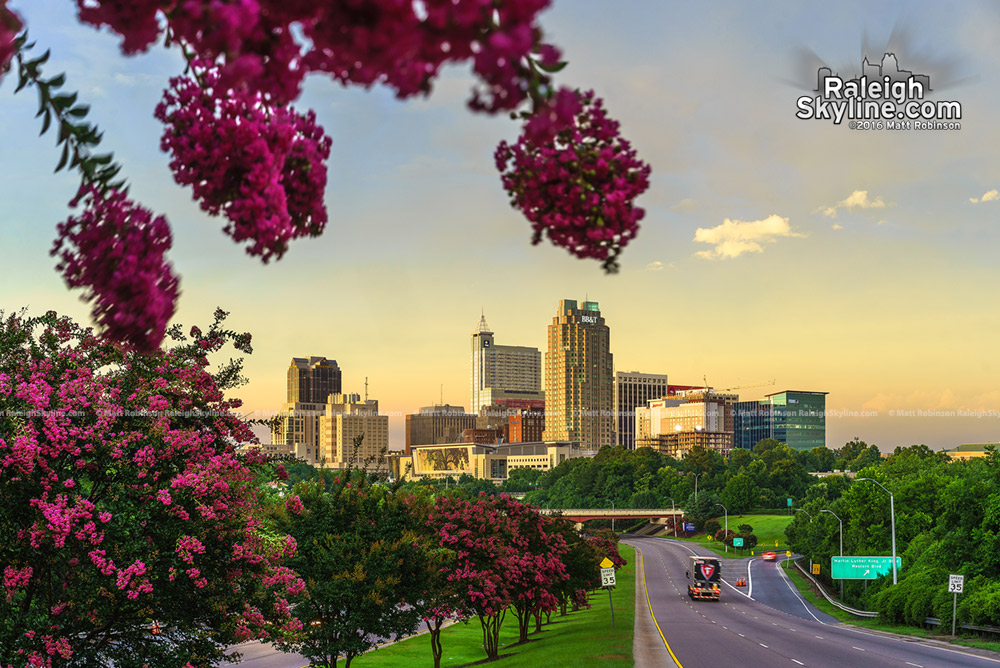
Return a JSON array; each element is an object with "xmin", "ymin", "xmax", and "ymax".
[{"xmin": 542, "ymin": 299, "xmax": 614, "ymax": 448}]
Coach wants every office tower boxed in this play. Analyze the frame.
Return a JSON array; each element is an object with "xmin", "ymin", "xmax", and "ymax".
[
  {"xmin": 317, "ymin": 393, "xmax": 388, "ymax": 470},
  {"xmin": 732, "ymin": 390, "xmax": 827, "ymax": 450},
  {"xmin": 287, "ymin": 356, "xmax": 342, "ymax": 404},
  {"xmin": 404, "ymin": 405, "xmax": 478, "ymax": 455},
  {"xmin": 542, "ymin": 299, "xmax": 614, "ymax": 448},
  {"xmin": 470, "ymin": 314, "xmax": 543, "ymax": 415},
  {"xmin": 615, "ymin": 371, "xmax": 669, "ymax": 448}
]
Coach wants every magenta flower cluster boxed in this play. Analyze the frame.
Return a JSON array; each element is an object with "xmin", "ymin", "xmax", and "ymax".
[
  {"xmin": 495, "ymin": 89, "xmax": 652, "ymax": 272},
  {"xmin": 0, "ymin": 1, "xmax": 20, "ymax": 79},
  {"xmin": 155, "ymin": 65, "xmax": 332, "ymax": 263},
  {"xmin": 75, "ymin": 0, "xmax": 554, "ymax": 111},
  {"xmin": 51, "ymin": 187, "xmax": 180, "ymax": 352}
]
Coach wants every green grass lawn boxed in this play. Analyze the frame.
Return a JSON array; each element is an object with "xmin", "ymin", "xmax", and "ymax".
[
  {"xmin": 354, "ymin": 544, "xmax": 635, "ymax": 668},
  {"xmin": 783, "ymin": 563, "xmax": 1000, "ymax": 654},
  {"xmin": 659, "ymin": 513, "xmax": 793, "ymax": 559}
]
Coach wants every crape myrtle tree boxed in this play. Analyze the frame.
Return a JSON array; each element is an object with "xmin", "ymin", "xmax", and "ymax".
[
  {"xmin": 426, "ymin": 493, "xmax": 518, "ymax": 662},
  {"xmin": 268, "ymin": 460, "xmax": 430, "ymax": 668},
  {"xmin": 0, "ymin": 309, "xmax": 303, "ymax": 668},
  {"xmin": 0, "ymin": 0, "xmax": 651, "ymax": 351}
]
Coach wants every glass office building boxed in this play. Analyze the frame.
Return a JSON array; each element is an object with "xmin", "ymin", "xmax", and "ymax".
[{"xmin": 733, "ymin": 390, "xmax": 827, "ymax": 450}]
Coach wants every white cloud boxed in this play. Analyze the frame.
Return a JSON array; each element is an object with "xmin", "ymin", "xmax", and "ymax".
[
  {"xmin": 645, "ymin": 261, "xmax": 667, "ymax": 271},
  {"xmin": 831, "ymin": 223, "xmax": 844, "ymax": 230},
  {"xmin": 693, "ymin": 214, "xmax": 802, "ymax": 260},
  {"xmin": 970, "ymin": 189, "xmax": 999, "ymax": 204},
  {"xmin": 822, "ymin": 190, "xmax": 888, "ymax": 218}
]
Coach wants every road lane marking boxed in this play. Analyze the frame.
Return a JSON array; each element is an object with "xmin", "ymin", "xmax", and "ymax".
[
  {"xmin": 852, "ymin": 647, "xmax": 865, "ymax": 651},
  {"xmin": 905, "ymin": 663, "xmax": 922, "ymax": 667},
  {"xmin": 792, "ymin": 660, "xmax": 804, "ymax": 666},
  {"xmin": 775, "ymin": 558, "xmax": 826, "ymax": 624},
  {"xmin": 738, "ymin": 633, "xmax": 745, "ymax": 638},
  {"xmin": 760, "ymin": 643, "xmax": 768, "ymax": 648},
  {"xmin": 635, "ymin": 545, "xmax": 684, "ymax": 668}
]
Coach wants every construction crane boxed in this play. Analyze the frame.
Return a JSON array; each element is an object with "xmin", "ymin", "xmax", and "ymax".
[{"xmin": 717, "ymin": 379, "xmax": 776, "ymax": 393}]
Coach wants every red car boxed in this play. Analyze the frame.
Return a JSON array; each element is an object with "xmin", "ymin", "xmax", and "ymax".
[{"xmin": 762, "ymin": 551, "xmax": 777, "ymax": 562}]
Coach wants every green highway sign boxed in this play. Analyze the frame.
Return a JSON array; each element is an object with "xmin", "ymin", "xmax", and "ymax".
[
  {"xmin": 831, "ymin": 556, "xmax": 902, "ymax": 580},
  {"xmin": 787, "ymin": 498, "xmax": 793, "ymax": 507},
  {"xmin": 733, "ymin": 537, "xmax": 744, "ymax": 547}
]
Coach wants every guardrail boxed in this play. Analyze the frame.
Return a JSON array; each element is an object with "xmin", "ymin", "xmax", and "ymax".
[{"xmin": 790, "ymin": 558, "xmax": 1000, "ymax": 636}]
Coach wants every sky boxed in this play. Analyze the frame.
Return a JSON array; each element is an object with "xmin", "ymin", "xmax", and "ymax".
[{"xmin": 2, "ymin": 1, "xmax": 999, "ymax": 452}]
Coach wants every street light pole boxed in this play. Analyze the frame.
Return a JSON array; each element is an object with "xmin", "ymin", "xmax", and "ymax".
[
  {"xmin": 611, "ymin": 501, "xmax": 615, "ymax": 533},
  {"xmin": 716, "ymin": 503, "xmax": 728, "ymax": 553},
  {"xmin": 821, "ymin": 509, "xmax": 844, "ymax": 599},
  {"xmin": 665, "ymin": 497, "xmax": 677, "ymax": 537},
  {"xmin": 857, "ymin": 478, "xmax": 897, "ymax": 585}
]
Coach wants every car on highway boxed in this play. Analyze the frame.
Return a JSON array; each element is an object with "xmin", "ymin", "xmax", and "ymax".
[{"xmin": 762, "ymin": 551, "xmax": 777, "ymax": 562}]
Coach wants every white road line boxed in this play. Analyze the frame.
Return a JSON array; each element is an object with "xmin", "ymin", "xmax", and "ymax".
[
  {"xmin": 792, "ymin": 660, "xmax": 804, "ymax": 666},
  {"xmin": 905, "ymin": 663, "xmax": 922, "ymax": 668},
  {"xmin": 738, "ymin": 633, "xmax": 745, "ymax": 638},
  {"xmin": 852, "ymin": 646, "xmax": 865, "ymax": 651},
  {"xmin": 776, "ymin": 558, "xmax": 826, "ymax": 624},
  {"xmin": 760, "ymin": 643, "xmax": 769, "ymax": 648},
  {"xmin": 814, "ymin": 635, "xmax": 822, "ymax": 639}
]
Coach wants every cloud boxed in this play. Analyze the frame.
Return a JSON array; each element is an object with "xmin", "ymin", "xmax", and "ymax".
[
  {"xmin": 670, "ymin": 198, "xmax": 698, "ymax": 212},
  {"xmin": 645, "ymin": 261, "xmax": 667, "ymax": 271},
  {"xmin": 970, "ymin": 189, "xmax": 998, "ymax": 204},
  {"xmin": 693, "ymin": 214, "xmax": 802, "ymax": 260},
  {"xmin": 832, "ymin": 223, "xmax": 844, "ymax": 230},
  {"xmin": 822, "ymin": 190, "xmax": 888, "ymax": 218}
]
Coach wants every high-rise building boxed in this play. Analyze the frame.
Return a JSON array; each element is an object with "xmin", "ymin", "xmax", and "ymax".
[
  {"xmin": 615, "ymin": 371, "xmax": 669, "ymax": 448},
  {"xmin": 404, "ymin": 405, "xmax": 478, "ymax": 455},
  {"xmin": 317, "ymin": 393, "xmax": 388, "ymax": 470},
  {"xmin": 287, "ymin": 357, "xmax": 342, "ymax": 404},
  {"xmin": 542, "ymin": 299, "xmax": 614, "ymax": 448},
  {"xmin": 470, "ymin": 315, "xmax": 543, "ymax": 415},
  {"xmin": 732, "ymin": 390, "xmax": 827, "ymax": 450},
  {"xmin": 769, "ymin": 390, "xmax": 827, "ymax": 450},
  {"xmin": 635, "ymin": 391, "xmax": 737, "ymax": 458}
]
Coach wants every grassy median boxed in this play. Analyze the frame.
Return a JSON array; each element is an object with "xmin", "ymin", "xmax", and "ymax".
[
  {"xmin": 665, "ymin": 513, "xmax": 793, "ymax": 559},
  {"xmin": 354, "ymin": 544, "xmax": 635, "ymax": 668}
]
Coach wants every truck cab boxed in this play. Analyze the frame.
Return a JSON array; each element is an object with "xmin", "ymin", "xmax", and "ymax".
[{"xmin": 686, "ymin": 556, "xmax": 722, "ymax": 601}]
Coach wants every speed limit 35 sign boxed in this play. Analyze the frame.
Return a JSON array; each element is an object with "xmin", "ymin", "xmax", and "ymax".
[{"xmin": 948, "ymin": 574, "xmax": 964, "ymax": 594}]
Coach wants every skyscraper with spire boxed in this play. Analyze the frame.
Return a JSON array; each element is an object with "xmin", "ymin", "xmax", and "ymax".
[
  {"xmin": 543, "ymin": 299, "xmax": 614, "ymax": 448},
  {"xmin": 470, "ymin": 313, "xmax": 543, "ymax": 415}
]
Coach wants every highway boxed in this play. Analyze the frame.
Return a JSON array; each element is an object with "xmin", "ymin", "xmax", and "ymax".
[{"xmin": 625, "ymin": 536, "xmax": 1000, "ymax": 668}]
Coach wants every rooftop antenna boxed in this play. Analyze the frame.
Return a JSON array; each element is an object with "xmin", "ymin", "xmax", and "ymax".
[{"xmin": 365, "ymin": 377, "xmax": 368, "ymax": 402}]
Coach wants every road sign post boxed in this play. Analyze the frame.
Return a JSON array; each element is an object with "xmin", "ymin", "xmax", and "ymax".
[
  {"xmin": 600, "ymin": 557, "xmax": 616, "ymax": 629},
  {"xmin": 948, "ymin": 574, "xmax": 964, "ymax": 637}
]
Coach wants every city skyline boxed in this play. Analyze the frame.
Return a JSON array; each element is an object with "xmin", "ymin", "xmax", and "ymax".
[{"xmin": 2, "ymin": 1, "xmax": 999, "ymax": 452}]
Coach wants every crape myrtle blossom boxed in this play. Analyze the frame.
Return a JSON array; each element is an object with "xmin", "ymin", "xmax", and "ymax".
[
  {"xmin": 0, "ymin": 1, "xmax": 20, "ymax": 78},
  {"xmin": 0, "ymin": 309, "xmax": 303, "ymax": 667},
  {"xmin": 155, "ymin": 64, "xmax": 332, "ymax": 263},
  {"xmin": 496, "ymin": 89, "xmax": 651, "ymax": 272},
  {"xmin": 51, "ymin": 187, "xmax": 180, "ymax": 353}
]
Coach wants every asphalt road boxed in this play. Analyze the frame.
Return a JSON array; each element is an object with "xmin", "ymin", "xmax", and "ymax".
[{"xmin": 624, "ymin": 536, "xmax": 1000, "ymax": 668}]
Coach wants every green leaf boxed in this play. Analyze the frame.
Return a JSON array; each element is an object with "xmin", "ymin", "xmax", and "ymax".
[
  {"xmin": 52, "ymin": 93, "xmax": 78, "ymax": 111},
  {"xmin": 92, "ymin": 153, "xmax": 113, "ymax": 166},
  {"xmin": 68, "ymin": 105, "xmax": 90, "ymax": 118},
  {"xmin": 56, "ymin": 143, "xmax": 70, "ymax": 172},
  {"xmin": 536, "ymin": 60, "xmax": 568, "ymax": 74},
  {"xmin": 40, "ymin": 110, "xmax": 52, "ymax": 136},
  {"xmin": 47, "ymin": 73, "xmax": 66, "ymax": 88}
]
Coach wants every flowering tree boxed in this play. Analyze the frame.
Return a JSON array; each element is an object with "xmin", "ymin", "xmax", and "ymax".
[
  {"xmin": 426, "ymin": 494, "xmax": 518, "ymax": 662},
  {"xmin": 268, "ymin": 467, "xmax": 430, "ymax": 668},
  {"xmin": 0, "ymin": 308, "xmax": 303, "ymax": 668},
  {"xmin": 491, "ymin": 494, "xmax": 568, "ymax": 642},
  {"xmin": 0, "ymin": 0, "xmax": 650, "ymax": 350}
]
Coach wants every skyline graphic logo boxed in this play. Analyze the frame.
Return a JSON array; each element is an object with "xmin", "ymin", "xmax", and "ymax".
[{"xmin": 796, "ymin": 52, "xmax": 962, "ymax": 131}]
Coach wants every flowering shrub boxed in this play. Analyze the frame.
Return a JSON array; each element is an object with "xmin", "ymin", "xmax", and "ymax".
[
  {"xmin": 0, "ymin": 1, "xmax": 19, "ymax": 77},
  {"xmin": 0, "ymin": 309, "xmax": 301, "ymax": 667},
  {"xmin": 496, "ymin": 89, "xmax": 651, "ymax": 272}
]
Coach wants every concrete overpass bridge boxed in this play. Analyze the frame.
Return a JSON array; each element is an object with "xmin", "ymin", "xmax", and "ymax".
[{"xmin": 538, "ymin": 508, "xmax": 684, "ymax": 524}]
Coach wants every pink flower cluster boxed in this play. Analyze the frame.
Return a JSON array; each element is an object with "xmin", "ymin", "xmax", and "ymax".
[
  {"xmin": 75, "ymin": 0, "xmax": 554, "ymax": 111},
  {"xmin": 495, "ymin": 90, "xmax": 651, "ymax": 272},
  {"xmin": 51, "ymin": 187, "xmax": 179, "ymax": 351},
  {"xmin": 0, "ymin": 1, "xmax": 20, "ymax": 77},
  {"xmin": 155, "ymin": 66, "xmax": 332, "ymax": 262}
]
